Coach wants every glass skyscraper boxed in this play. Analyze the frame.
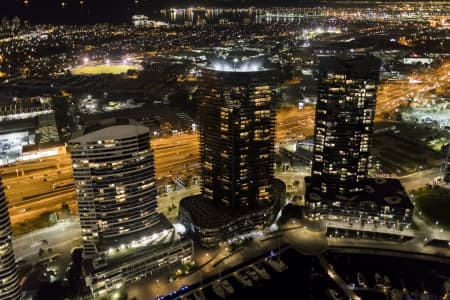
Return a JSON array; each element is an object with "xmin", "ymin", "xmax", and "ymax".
[
  {"xmin": 0, "ymin": 178, "xmax": 22, "ymax": 300},
  {"xmin": 305, "ymin": 55, "xmax": 413, "ymax": 231},
  {"xmin": 180, "ymin": 50, "xmax": 285, "ymax": 248},
  {"xmin": 69, "ymin": 125, "xmax": 159, "ymax": 258},
  {"xmin": 311, "ymin": 55, "xmax": 382, "ymax": 195},
  {"xmin": 198, "ymin": 55, "xmax": 276, "ymax": 213}
]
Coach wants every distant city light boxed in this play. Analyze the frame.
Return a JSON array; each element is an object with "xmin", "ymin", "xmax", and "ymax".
[
  {"xmin": 211, "ymin": 61, "xmax": 263, "ymax": 72},
  {"xmin": 21, "ymin": 148, "xmax": 59, "ymax": 161},
  {"xmin": 173, "ymin": 223, "xmax": 186, "ymax": 234}
]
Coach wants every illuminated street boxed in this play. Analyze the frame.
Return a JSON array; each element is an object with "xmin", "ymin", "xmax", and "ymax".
[
  {"xmin": 12, "ymin": 219, "xmax": 81, "ymax": 261},
  {"xmin": 124, "ymin": 216, "xmax": 450, "ymax": 300},
  {"xmin": 0, "ymin": 1, "xmax": 449, "ymax": 299}
]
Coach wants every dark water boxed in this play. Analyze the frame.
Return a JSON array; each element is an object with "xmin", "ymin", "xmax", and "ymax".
[
  {"xmin": 199, "ymin": 249, "xmax": 341, "ymax": 300},
  {"xmin": 194, "ymin": 249, "xmax": 450, "ymax": 300},
  {"xmin": 325, "ymin": 251, "xmax": 450, "ymax": 299},
  {"xmin": 0, "ymin": 0, "xmax": 395, "ymax": 25}
]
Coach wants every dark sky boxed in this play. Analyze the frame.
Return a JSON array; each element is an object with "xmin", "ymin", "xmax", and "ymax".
[
  {"xmin": 0, "ymin": 0, "xmax": 418, "ymax": 25},
  {"xmin": 1, "ymin": 0, "xmax": 142, "ymax": 24},
  {"xmin": 1, "ymin": 0, "xmax": 325, "ymax": 24}
]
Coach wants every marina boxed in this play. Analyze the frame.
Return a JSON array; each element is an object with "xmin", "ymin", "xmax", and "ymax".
[{"xmin": 171, "ymin": 248, "xmax": 450, "ymax": 300}]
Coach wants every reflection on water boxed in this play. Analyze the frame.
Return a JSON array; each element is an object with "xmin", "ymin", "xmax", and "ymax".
[
  {"xmin": 158, "ymin": 8, "xmax": 347, "ymax": 26},
  {"xmin": 178, "ymin": 249, "xmax": 450, "ymax": 300},
  {"xmin": 159, "ymin": 8, "xmax": 259, "ymax": 24}
]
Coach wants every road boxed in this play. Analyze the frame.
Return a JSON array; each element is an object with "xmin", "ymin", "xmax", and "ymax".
[
  {"xmin": 126, "ymin": 212, "xmax": 450, "ymax": 300},
  {"xmin": 12, "ymin": 219, "xmax": 81, "ymax": 261},
  {"xmin": 157, "ymin": 184, "xmax": 201, "ymax": 221},
  {"xmin": 1, "ymin": 133, "xmax": 200, "ymax": 224},
  {"xmin": 2, "ymin": 60, "xmax": 449, "ymax": 226},
  {"xmin": 398, "ymin": 167, "xmax": 441, "ymax": 192}
]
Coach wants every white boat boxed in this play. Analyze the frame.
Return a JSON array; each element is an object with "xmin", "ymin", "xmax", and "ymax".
[
  {"xmin": 327, "ymin": 288, "xmax": 340, "ymax": 300},
  {"xmin": 212, "ymin": 281, "xmax": 226, "ymax": 299},
  {"xmin": 246, "ymin": 269, "xmax": 259, "ymax": 282},
  {"xmin": 375, "ymin": 272, "xmax": 384, "ymax": 288},
  {"xmin": 234, "ymin": 271, "xmax": 253, "ymax": 287},
  {"xmin": 193, "ymin": 289, "xmax": 207, "ymax": 300},
  {"xmin": 222, "ymin": 279, "xmax": 235, "ymax": 295},
  {"xmin": 357, "ymin": 272, "xmax": 366, "ymax": 287},
  {"xmin": 265, "ymin": 258, "xmax": 288, "ymax": 272},
  {"xmin": 252, "ymin": 264, "xmax": 271, "ymax": 280},
  {"xmin": 383, "ymin": 275, "xmax": 391, "ymax": 288}
]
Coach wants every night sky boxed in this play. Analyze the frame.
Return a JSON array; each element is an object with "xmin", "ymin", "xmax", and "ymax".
[{"xmin": 0, "ymin": 0, "xmax": 328, "ymax": 24}]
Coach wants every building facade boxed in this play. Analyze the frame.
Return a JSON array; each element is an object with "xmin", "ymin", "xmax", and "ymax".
[
  {"xmin": 311, "ymin": 55, "xmax": 381, "ymax": 195},
  {"xmin": 180, "ymin": 51, "xmax": 284, "ymax": 247},
  {"xmin": 0, "ymin": 178, "xmax": 22, "ymax": 300},
  {"xmin": 444, "ymin": 143, "xmax": 450, "ymax": 183},
  {"xmin": 69, "ymin": 125, "xmax": 159, "ymax": 258},
  {"xmin": 180, "ymin": 178, "xmax": 285, "ymax": 248},
  {"xmin": 305, "ymin": 55, "xmax": 414, "ymax": 231},
  {"xmin": 70, "ymin": 123, "xmax": 194, "ymax": 296},
  {"xmin": 87, "ymin": 237, "xmax": 193, "ymax": 297},
  {"xmin": 199, "ymin": 57, "xmax": 276, "ymax": 212}
]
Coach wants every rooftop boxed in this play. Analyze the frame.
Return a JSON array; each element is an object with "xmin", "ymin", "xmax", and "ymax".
[
  {"xmin": 98, "ymin": 213, "xmax": 174, "ymax": 251},
  {"xmin": 204, "ymin": 47, "xmax": 270, "ymax": 73},
  {"xmin": 180, "ymin": 195, "xmax": 270, "ymax": 228},
  {"xmin": 70, "ymin": 124, "xmax": 148, "ymax": 144},
  {"xmin": 305, "ymin": 176, "xmax": 414, "ymax": 209},
  {"xmin": 180, "ymin": 179, "xmax": 285, "ymax": 229},
  {"xmin": 319, "ymin": 55, "xmax": 382, "ymax": 80}
]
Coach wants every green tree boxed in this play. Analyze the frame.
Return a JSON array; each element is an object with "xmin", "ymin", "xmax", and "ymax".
[{"xmin": 48, "ymin": 212, "xmax": 58, "ymax": 225}]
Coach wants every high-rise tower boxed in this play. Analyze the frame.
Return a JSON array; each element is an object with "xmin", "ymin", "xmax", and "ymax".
[
  {"xmin": 0, "ymin": 178, "xmax": 22, "ymax": 300},
  {"xmin": 305, "ymin": 55, "xmax": 413, "ymax": 231},
  {"xmin": 311, "ymin": 55, "xmax": 382, "ymax": 195},
  {"xmin": 69, "ymin": 124, "xmax": 159, "ymax": 258},
  {"xmin": 199, "ymin": 55, "xmax": 276, "ymax": 212},
  {"xmin": 179, "ymin": 50, "xmax": 285, "ymax": 248},
  {"xmin": 69, "ymin": 122, "xmax": 193, "ymax": 296}
]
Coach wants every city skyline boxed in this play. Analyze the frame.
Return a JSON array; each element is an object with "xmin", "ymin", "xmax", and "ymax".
[{"xmin": 0, "ymin": 2, "xmax": 449, "ymax": 299}]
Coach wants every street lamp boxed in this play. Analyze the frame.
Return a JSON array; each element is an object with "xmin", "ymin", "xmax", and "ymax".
[{"xmin": 155, "ymin": 279, "xmax": 161, "ymax": 296}]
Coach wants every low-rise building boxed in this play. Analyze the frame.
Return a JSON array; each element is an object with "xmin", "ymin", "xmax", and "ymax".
[
  {"xmin": 179, "ymin": 179, "xmax": 285, "ymax": 248},
  {"xmin": 86, "ymin": 227, "xmax": 193, "ymax": 297},
  {"xmin": 304, "ymin": 176, "xmax": 414, "ymax": 231}
]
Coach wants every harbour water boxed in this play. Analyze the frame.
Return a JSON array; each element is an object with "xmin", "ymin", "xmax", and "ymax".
[{"xmin": 174, "ymin": 248, "xmax": 450, "ymax": 300}]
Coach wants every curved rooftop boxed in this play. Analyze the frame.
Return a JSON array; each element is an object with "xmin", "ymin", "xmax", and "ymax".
[
  {"xmin": 205, "ymin": 47, "xmax": 270, "ymax": 72},
  {"xmin": 70, "ymin": 125, "xmax": 149, "ymax": 144}
]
